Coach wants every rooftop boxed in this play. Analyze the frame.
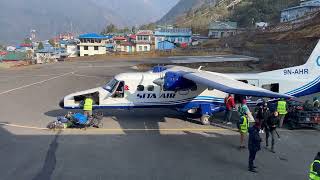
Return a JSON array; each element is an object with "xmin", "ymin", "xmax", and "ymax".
[
  {"xmin": 136, "ymin": 30, "xmax": 153, "ymax": 35},
  {"xmin": 154, "ymin": 28, "xmax": 192, "ymax": 36},
  {"xmin": 282, "ymin": 0, "xmax": 320, "ymax": 12},
  {"xmin": 209, "ymin": 21, "xmax": 238, "ymax": 30},
  {"xmin": 79, "ymin": 33, "xmax": 110, "ymax": 39}
]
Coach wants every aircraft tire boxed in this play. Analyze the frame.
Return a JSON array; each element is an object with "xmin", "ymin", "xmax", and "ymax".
[{"xmin": 200, "ymin": 115, "xmax": 211, "ymax": 125}]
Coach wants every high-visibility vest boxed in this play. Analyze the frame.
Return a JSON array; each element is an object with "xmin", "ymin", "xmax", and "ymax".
[
  {"xmin": 83, "ymin": 98, "xmax": 93, "ymax": 111},
  {"xmin": 277, "ymin": 101, "xmax": 287, "ymax": 115},
  {"xmin": 240, "ymin": 116, "xmax": 249, "ymax": 133},
  {"xmin": 309, "ymin": 160, "xmax": 320, "ymax": 180}
]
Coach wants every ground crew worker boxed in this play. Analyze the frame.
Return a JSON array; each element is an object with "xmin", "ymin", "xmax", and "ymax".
[
  {"xmin": 248, "ymin": 121, "xmax": 262, "ymax": 173},
  {"xmin": 313, "ymin": 97, "xmax": 320, "ymax": 109},
  {"xmin": 277, "ymin": 98, "xmax": 287, "ymax": 128},
  {"xmin": 238, "ymin": 111, "xmax": 249, "ymax": 149},
  {"xmin": 265, "ymin": 111, "xmax": 279, "ymax": 153},
  {"xmin": 224, "ymin": 94, "xmax": 235, "ymax": 125},
  {"xmin": 309, "ymin": 152, "xmax": 320, "ymax": 180},
  {"xmin": 83, "ymin": 95, "xmax": 94, "ymax": 117}
]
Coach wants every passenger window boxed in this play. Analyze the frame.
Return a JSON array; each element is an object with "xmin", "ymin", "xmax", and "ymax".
[
  {"xmin": 208, "ymin": 87, "xmax": 214, "ymax": 91},
  {"xmin": 137, "ymin": 85, "xmax": 144, "ymax": 91},
  {"xmin": 147, "ymin": 85, "xmax": 154, "ymax": 91},
  {"xmin": 262, "ymin": 83, "xmax": 279, "ymax": 93}
]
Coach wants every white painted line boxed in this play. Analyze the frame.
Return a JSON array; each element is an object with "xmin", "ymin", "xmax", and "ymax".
[
  {"xmin": 0, "ymin": 72, "xmax": 74, "ymax": 95},
  {"xmin": 72, "ymin": 73, "xmax": 107, "ymax": 79}
]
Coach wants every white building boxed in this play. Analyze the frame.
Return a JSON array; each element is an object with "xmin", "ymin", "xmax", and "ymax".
[
  {"xmin": 135, "ymin": 30, "xmax": 153, "ymax": 52},
  {"xmin": 208, "ymin": 21, "xmax": 237, "ymax": 39},
  {"xmin": 78, "ymin": 33, "xmax": 109, "ymax": 56},
  {"xmin": 66, "ymin": 43, "xmax": 78, "ymax": 57},
  {"xmin": 280, "ymin": 0, "xmax": 320, "ymax": 22}
]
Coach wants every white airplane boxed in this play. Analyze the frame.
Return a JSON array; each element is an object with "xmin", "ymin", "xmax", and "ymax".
[{"xmin": 60, "ymin": 40, "xmax": 320, "ymax": 125}]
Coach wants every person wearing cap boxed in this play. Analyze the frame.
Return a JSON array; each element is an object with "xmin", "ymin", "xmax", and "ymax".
[
  {"xmin": 248, "ymin": 121, "xmax": 262, "ymax": 173},
  {"xmin": 309, "ymin": 152, "xmax": 320, "ymax": 180},
  {"xmin": 277, "ymin": 98, "xmax": 287, "ymax": 128}
]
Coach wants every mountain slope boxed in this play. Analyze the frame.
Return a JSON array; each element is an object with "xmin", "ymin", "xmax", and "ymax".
[
  {"xmin": 0, "ymin": 0, "xmax": 178, "ymax": 44},
  {"xmin": 158, "ymin": 0, "xmax": 216, "ymax": 24}
]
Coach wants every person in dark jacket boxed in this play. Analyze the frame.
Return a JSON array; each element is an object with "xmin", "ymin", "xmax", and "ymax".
[
  {"xmin": 265, "ymin": 111, "xmax": 279, "ymax": 153},
  {"xmin": 256, "ymin": 101, "xmax": 270, "ymax": 132},
  {"xmin": 248, "ymin": 122, "xmax": 262, "ymax": 173}
]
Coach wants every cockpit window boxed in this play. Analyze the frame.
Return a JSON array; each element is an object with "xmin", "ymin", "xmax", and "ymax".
[{"xmin": 103, "ymin": 78, "xmax": 119, "ymax": 93}]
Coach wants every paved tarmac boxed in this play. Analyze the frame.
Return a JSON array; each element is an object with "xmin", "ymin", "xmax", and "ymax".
[{"xmin": 0, "ymin": 59, "xmax": 318, "ymax": 180}]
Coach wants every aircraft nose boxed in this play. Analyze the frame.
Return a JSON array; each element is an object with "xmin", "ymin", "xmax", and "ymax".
[{"xmin": 59, "ymin": 99, "xmax": 64, "ymax": 109}]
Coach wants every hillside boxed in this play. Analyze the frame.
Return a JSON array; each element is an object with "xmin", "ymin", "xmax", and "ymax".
[
  {"xmin": 158, "ymin": 0, "xmax": 217, "ymax": 24},
  {"xmin": 0, "ymin": 0, "xmax": 178, "ymax": 44},
  {"xmin": 159, "ymin": 0, "xmax": 300, "ymax": 33}
]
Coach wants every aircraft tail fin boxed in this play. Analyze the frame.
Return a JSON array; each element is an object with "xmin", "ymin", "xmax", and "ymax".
[{"xmin": 304, "ymin": 40, "xmax": 320, "ymax": 76}]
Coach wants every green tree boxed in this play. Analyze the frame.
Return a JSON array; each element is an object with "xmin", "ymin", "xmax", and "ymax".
[
  {"xmin": 48, "ymin": 39, "xmax": 56, "ymax": 47},
  {"xmin": 131, "ymin": 26, "xmax": 137, "ymax": 33},
  {"xmin": 38, "ymin": 42, "xmax": 44, "ymax": 50},
  {"xmin": 23, "ymin": 38, "xmax": 32, "ymax": 44},
  {"xmin": 139, "ymin": 23, "xmax": 156, "ymax": 30},
  {"xmin": 101, "ymin": 23, "xmax": 118, "ymax": 34}
]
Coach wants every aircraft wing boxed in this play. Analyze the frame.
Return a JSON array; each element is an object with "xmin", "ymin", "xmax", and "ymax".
[{"xmin": 168, "ymin": 66, "xmax": 292, "ymax": 99}]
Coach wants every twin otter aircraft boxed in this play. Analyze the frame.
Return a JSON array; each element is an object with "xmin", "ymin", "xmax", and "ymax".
[{"xmin": 60, "ymin": 40, "xmax": 320, "ymax": 125}]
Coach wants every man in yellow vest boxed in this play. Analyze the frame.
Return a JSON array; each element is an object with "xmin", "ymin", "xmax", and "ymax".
[
  {"xmin": 238, "ymin": 111, "xmax": 249, "ymax": 149},
  {"xmin": 83, "ymin": 95, "xmax": 94, "ymax": 117},
  {"xmin": 277, "ymin": 98, "xmax": 287, "ymax": 128},
  {"xmin": 310, "ymin": 152, "xmax": 320, "ymax": 180}
]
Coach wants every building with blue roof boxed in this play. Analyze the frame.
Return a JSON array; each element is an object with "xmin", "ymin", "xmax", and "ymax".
[
  {"xmin": 154, "ymin": 28, "xmax": 192, "ymax": 50},
  {"xmin": 78, "ymin": 33, "xmax": 112, "ymax": 56},
  {"xmin": 281, "ymin": 0, "xmax": 320, "ymax": 22}
]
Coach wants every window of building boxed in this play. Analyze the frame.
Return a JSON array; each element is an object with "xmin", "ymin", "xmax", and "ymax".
[
  {"xmin": 147, "ymin": 85, "xmax": 154, "ymax": 91},
  {"xmin": 139, "ymin": 46, "xmax": 143, "ymax": 51},
  {"xmin": 178, "ymin": 37, "xmax": 182, "ymax": 42},
  {"xmin": 137, "ymin": 85, "xmax": 144, "ymax": 91},
  {"xmin": 144, "ymin": 46, "xmax": 148, "ymax": 51},
  {"xmin": 84, "ymin": 46, "xmax": 88, "ymax": 50},
  {"xmin": 94, "ymin": 46, "xmax": 98, "ymax": 51},
  {"xmin": 84, "ymin": 54, "xmax": 88, "ymax": 56}
]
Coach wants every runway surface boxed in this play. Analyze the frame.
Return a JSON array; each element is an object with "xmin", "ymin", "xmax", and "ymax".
[{"xmin": 0, "ymin": 58, "xmax": 318, "ymax": 180}]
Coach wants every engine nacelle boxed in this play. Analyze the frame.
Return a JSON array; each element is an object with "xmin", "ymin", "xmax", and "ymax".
[{"xmin": 163, "ymin": 71, "xmax": 197, "ymax": 91}]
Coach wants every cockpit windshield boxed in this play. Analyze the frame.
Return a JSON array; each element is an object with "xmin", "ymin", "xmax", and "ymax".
[{"xmin": 103, "ymin": 78, "xmax": 119, "ymax": 93}]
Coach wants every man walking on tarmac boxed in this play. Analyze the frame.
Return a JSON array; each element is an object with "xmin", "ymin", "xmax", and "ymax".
[
  {"xmin": 309, "ymin": 152, "xmax": 320, "ymax": 180},
  {"xmin": 277, "ymin": 98, "xmax": 287, "ymax": 128},
  {"xmin": 83, "ymin": 95, "xmax": 94, "ymax": 117},
  {"xmin": 248, "ymin": 121, "xmax": 262, "ymax": 173},
  {"xmin": 265, "ymin": 111, "xmax": 279, "ymax": 153},
  {"xmin": 224, "ymin": 94, "xmax": 235, "ymax": 125}
]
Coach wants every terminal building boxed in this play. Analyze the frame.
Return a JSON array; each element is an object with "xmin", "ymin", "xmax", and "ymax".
[
  {"xmin": 280, "ymin": 0, "xmax": 320, "ymax": 22},
  {"xmin": 78, "ymin": 33, "xmax": 111, "ymax": 57}
]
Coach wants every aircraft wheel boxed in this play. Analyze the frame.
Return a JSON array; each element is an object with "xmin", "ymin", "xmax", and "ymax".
[{"xmin": 200, "ymin": 115, "xmax": 211, "ymax": 125}]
